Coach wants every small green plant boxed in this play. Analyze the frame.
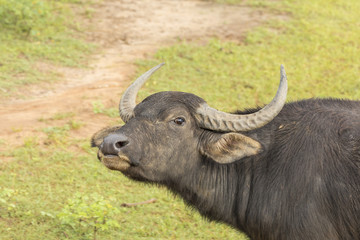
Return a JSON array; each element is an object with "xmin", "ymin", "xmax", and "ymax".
[
  {"xmin": 92, "ymin": 101, "xmax": 105, "ymax": 114},
  {"xmin": 68, "ymin": 119, "xmax": 83, "ymax": 130},
  {"xmin": 52, "ymin": 112, "xmax": 76, "ymax": 121},
  {"xmin": 0, "ymin": 188, "xmax": 18, "ymax": 217},
  {"xmin": 57, "ymin": 193, "xmax": 120, "ymax": 240},
  {"xmin": 42, "ymin": 124, "xmax": 71, "ymax": 144},
  {"xmin": 41, "ymin": 120, "xmax": 83, "ymax": 144},
  {"xmin": 0, "ymin": 187, "xmax": 30, "ymax": 219},
  {"xmin": 38, "ymin": 112, "xmax": 76, "ymax": 122},
  {"xmin": 10, "ymin": 137, "xmax": 41, "ymax": 162},
  {"xmin": 92, "ymin": 101, "xmax": 118, "ymax": 118}
]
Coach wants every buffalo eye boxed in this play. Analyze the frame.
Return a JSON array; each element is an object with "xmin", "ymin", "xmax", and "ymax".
[{"xmin": 173, "ymin": 117, "xmax": 186, "ymax": 126}]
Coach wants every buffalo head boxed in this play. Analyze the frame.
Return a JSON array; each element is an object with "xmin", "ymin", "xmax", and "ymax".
[{"xmin": 91, "ymin": 63, "xmax": 287, "ymax": 183}]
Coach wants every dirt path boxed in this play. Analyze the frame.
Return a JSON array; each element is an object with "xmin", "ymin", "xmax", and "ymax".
[{"xmin": 0, "ymin": 0, "xmax": 278, "ymax": 150}]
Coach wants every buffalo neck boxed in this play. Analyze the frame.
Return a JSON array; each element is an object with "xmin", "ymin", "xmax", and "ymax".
[{"xmin": 165, "ymin": 156, "xmax": 253, "ymax": 231}]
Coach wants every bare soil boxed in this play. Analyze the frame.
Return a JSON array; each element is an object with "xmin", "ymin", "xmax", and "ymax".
[{"xmin": 0, "ymin": 0, "xmax": 280, "ymax": 152}]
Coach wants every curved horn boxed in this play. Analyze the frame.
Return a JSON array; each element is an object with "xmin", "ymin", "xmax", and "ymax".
[
  {"xmin": 119, "ymin": 63, "xmax": 165, "ymax": 122},
  {"xmin": 196, "ymin": 65, "xmax": 288, "ymax": 132}
]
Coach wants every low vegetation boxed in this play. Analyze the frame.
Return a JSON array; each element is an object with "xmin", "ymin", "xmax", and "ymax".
[
  {"xmin": 137, "ymin": 0, "xmax": 360, "ymax": 110},
  {"xmin": 0, "ymin": 0, "xmax": 95, "ymax": 96},
  {"xmin": 1, "ymin": 0, "xmax": 359, "ymax": 239}
]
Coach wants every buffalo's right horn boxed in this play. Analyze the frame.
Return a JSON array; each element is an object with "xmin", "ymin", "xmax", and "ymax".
[
  {"xmin": 195, "ymin": 65, "xmax": 288, "ymax": 132},
  {"xmin": 119, "ymin": 63, "xmax": 165, "ymax": 122}
]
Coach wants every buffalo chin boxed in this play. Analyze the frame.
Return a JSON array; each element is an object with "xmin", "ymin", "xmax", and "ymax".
[{"xmin": 100, "ymin": 153, "xmax": 131, "ymax": 171}]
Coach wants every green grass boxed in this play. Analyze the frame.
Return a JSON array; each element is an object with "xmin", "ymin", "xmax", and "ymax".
[
  {"xmin": 136, "ymin": 0, "xmax": 360, "ymax": 111},
  {"xmin": 0, "ymin": 0, "xmax": 95, "ymax": 96},
  {"xmin": 1, "ymin": 0, "xmax": 360, "ymax": 239},
  {"xmin": 92, "ymin": 101, "xmax": 119, "ymax": 118}
]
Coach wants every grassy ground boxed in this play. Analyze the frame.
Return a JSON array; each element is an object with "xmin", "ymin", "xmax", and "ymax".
[
  {"xmin": 137, "ymin": 0, "xmax": 360, "ymax": 110},
  {"xmin": 1, "ymin": 0, "xmax": 360, "ymax": 239},
  {"xmin": 0, "ymin": 0, "xmax": 95, "ymax": 96}
]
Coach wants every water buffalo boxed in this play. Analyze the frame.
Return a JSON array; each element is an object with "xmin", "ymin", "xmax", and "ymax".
[{"xmin": 91, "ymin": 63, "xmax": 360, "ymax": 240}]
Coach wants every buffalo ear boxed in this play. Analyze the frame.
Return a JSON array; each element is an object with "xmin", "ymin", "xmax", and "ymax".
[{"xmin": 200, "ymin": 132, "xmax": 262, "ymax": 164}]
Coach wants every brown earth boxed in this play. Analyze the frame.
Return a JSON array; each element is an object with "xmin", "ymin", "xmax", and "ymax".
[{"xmin": 0, "ymin": 0, "xmax": 281, "ymax": 153}]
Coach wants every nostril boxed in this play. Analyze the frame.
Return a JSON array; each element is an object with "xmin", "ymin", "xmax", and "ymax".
[
  {"xmin": 101, "ymin": 133, "xmax": 129, "ymax": 155},
  {"xmin": 115, "ymin": 141, "xmax": 129, "ymax": 149}
]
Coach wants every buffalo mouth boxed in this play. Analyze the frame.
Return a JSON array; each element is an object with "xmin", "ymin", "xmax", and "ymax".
[{"xmin": 97, "ymin": 150, "xmax": 131, "ymax": 171}]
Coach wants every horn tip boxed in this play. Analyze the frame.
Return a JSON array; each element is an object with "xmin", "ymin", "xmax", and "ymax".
[
  {"xmin": 280, "ymin": 64, "xmax": 287, "ymax": 79},
  {"xmin": 155, "ymin": 62, "xmax": 165, "ymax": 70}
]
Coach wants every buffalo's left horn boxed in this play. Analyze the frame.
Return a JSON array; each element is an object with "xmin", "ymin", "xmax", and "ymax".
[
  {"xmin": 195, "ymin": 65, "xmax": 288, "ymax": 132},
  {"xmin": 119, "ymin": 63, "xmax": 165, "ymax": 122}
]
